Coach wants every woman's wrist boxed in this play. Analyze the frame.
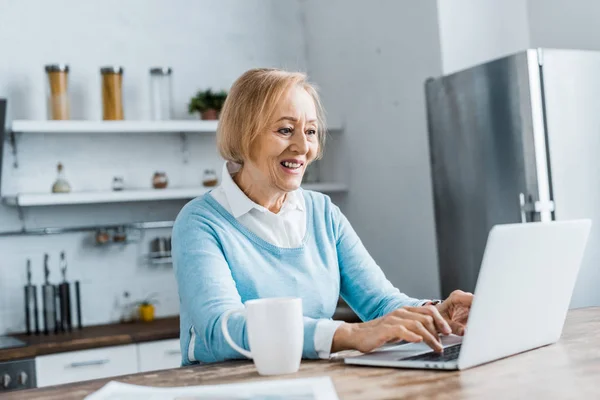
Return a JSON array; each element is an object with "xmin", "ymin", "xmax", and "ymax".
[{"xmin": 331, "ymin": 322, "xmax": 356, "ymax": 353}]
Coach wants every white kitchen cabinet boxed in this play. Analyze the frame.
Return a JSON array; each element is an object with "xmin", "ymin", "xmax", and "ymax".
[
  {"xmin": 35, "ymin": 344, "xmax": 138, "ymax": 387},
  {"xmin": 137, "ymin": 339, "xmax": 182, "ymax": 372}
]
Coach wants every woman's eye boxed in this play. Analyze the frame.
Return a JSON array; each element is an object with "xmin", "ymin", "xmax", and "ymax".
[
  {"xmin": 277, "ymin": 127, "xmax": 293, "ymax": 135},
  {"xmin": 306, "ymin": 129, "xmax": 317, "ymax": 136}
]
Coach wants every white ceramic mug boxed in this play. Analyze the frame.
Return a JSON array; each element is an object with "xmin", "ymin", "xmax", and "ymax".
[{"xmin": 221, "ymin": 297, "xmax": 304, "ymax": 376}]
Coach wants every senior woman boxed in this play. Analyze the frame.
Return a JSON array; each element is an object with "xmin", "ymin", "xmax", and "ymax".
[{"xmin": 172, "ymin": 68, "xmax": 473, "ymax": 365}]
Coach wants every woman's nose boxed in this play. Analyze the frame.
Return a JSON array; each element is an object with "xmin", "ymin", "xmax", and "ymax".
[{"xmin": 291, "ymin": 131, "xmax": 309, "ymax": 154}]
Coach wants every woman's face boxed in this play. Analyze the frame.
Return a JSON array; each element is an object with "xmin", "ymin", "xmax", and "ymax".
[{"xmin": 246, "ymin": 86, "xmax": 319, "ymax": 192}]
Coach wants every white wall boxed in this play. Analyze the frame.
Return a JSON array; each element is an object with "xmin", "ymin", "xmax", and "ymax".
[
  {"xmin": 301, "ymin": 0, "xmax": 443, "ymax": 299},
  {"xmin": 528, "ymin": 0, "xmax": 600, "ymax": 50},
  {"xmin": 437, "ymin": 0, "xmax": 530, "ymax": 74},
  {"xmin": 0, "ymin": 0, "xmax": 307, "ymax": 334}
]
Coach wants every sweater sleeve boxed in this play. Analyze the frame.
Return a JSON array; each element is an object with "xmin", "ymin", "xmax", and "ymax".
[
  {"xmin": 332, "ymin": 203, "xmax": 424, "ymax": 321},
  {"xmin": 172, "ymin": 209, "xmax": 323, "ymax": 363}
]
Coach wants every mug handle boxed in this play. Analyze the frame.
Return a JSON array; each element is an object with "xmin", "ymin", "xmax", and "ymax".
[{"xmin": 221, "ymin": 309, "xmax": 253, "ymax": 359}]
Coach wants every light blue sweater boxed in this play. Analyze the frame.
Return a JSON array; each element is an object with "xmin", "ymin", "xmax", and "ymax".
[{"xmin": 172, "ymin": 189, "xmax": 423, "ymax": 365}]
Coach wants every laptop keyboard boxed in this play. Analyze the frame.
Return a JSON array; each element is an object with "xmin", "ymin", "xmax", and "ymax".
[{"xmin": 402, "ymin": 343, "xmax": 462, "ymax": 362}]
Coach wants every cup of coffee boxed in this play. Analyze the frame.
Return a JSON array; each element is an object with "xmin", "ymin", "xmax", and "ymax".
[{"xmin": 221, "ymin": 297, "xmax": 303, "ymax": 376}]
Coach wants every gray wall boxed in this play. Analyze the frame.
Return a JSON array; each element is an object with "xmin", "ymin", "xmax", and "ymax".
[
  {"xmin": 437, "ymin": 0, "xmax": 530, "ymax": 74},
  {"xmin": 528, "ymin": 0, "xmax": 600, "ymax": 50},
  {"xmin": 302, "ymin": 0, "xmax": 444, "ymax": 299}
]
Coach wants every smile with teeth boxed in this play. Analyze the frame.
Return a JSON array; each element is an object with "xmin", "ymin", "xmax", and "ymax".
[{"xmin": 281, "ymin": 161, "xmax": 303, "ymax": 169}]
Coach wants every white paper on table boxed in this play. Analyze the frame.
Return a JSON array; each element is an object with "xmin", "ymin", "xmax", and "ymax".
[{"xmin": 84, "ymin": 376, "xmax": 339, "ymax": 400}]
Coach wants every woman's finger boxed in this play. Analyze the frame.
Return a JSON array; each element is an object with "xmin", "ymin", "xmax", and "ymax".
[
  {"xmin": 405, "ymin": 305, "xmax": 451, "ymax": 335},
  {"xmin": 403, "ymin": 320, "xmax": 443, "ymax": 353},
  {"xmin": 450, "ymin": 290, "xmax": 474, "ymax": 306},
  {"xmin": 449, "ymin": 321, "xmax": 466, "ymax": 336},
  {"xmin": 393, "ymin": 324, "xmax": 423, "ymax": 343},
  {"xmin": 396, "ymin": 308, "xmax": 442, "ymax": 343}
]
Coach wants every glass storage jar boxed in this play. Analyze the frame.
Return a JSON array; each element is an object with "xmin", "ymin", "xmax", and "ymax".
[
  {"xmin": 45, "ymin": 64, "xmax": 70, "ymax": 120},
  {"xmin": 149, "ymin": 67, "xmax": 173, "ymax": 120},
  {"xmin": 202, "ymin": 169, "xmax": 218, "ymax": 187},
  {"xmin": 101, "ymin": 66, "xmax": 124, "ymax": 120}
]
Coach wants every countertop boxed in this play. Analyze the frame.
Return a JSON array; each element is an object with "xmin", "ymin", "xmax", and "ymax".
[
  {"xmin": 0, "ymin": 305, "xmax": 359, "ymax": 362},
  {"xmin": 8, "ymin": 307, "xmax": 600, "ymax": 399},
  {"xmin": 0, "ymin": 317, "xmax": 180, "ymax": 362}
]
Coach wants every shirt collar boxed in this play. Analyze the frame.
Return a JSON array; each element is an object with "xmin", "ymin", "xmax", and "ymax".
[{"xmin": 221, "ymin": 161, "xmax": 304, "ymax": 218}]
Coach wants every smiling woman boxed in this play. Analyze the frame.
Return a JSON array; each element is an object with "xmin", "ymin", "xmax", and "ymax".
[
  {"xmin": 172, "ymin": 68, "xmax": 473, "ymax": 367},
  {"xmin": 216, "ymin": 69, "xmax": 326, "ymax": 212}
]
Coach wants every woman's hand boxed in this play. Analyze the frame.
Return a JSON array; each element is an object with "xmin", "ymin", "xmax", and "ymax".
[
  {"xmin": 436, "ymin": 290, "xmax": 474, "ymax": 336},
  {"xmin": 332, "ymin": 305, "xmax": 452, "ymax": 354}
]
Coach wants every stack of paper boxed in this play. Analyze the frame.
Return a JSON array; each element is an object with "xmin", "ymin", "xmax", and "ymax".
[{"xmin": 85, "ymin": 376, "xmax": 339, "ymax": 400}]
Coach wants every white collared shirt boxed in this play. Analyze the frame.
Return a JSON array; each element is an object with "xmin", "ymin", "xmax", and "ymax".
[
  {"xmin": 210, "ymin": 161, "xmax": 343, "ymax": 358},
  {"xmin": 210, "ymin": 161, "xmax": 306, "ymax": 248}
]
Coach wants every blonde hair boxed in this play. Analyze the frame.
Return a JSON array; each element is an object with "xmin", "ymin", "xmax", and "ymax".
[{"xmin": 217, "ymin": 68, "xmax": 327, "ymax": 164}]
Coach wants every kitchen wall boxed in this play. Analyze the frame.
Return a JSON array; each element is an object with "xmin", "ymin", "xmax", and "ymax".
[
  {"xmin": 528, "ymin": 0, "xmax": 600, "ymax": 50},
  {"xmin": 436, "ymin": 0, "xmax": 530, "ymax": 74},
  {"xmin": 301, "ymin": 0, "xmax": 443, "ymax": 299},
  {"xmin": 0, "ymin": 0, "xmax": 308, "ymax": 334}
]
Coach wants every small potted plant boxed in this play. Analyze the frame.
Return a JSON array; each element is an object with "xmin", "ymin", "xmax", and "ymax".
[
  {"xmin": 188, "ymin": 89, "xmax": 228, "ymax": 120},
  {"xmin": 137, "ymin": 293, "xmax": 159, "ymax": 322}
]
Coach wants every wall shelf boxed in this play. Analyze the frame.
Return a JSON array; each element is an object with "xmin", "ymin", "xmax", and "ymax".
[
  {"xmin": 2, "ymin": 183, "xmax": 348, "ymax": 207},
  {"xmin": 3, "ymin": 188, "xmax": 209, "ymax": 206},
  {"xmin": 10, "ymin": 120, "xmax": 343, "ymax": 135},
  {"xmin": 11, "ymin": 120, "xmax": 220, "ymax": 134}
]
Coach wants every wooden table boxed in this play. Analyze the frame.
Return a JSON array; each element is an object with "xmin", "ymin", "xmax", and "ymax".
[{"xmin": 8, "ymin": 307, "xmax": 600, "ymax": 399}]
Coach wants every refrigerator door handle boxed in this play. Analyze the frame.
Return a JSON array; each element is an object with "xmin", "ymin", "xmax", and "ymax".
[
  {"xmin": 519, "ymin": 193, "xmax": 555, "ymax": 223},
  {"xmin": 519, "ymin": 193, "xmax": 528, "ymax": 223}
]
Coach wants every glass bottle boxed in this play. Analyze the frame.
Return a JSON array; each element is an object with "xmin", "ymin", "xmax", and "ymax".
[
  {"xmin": 101, "ymin": 66, "xmax": 124, "ymax": 120},
  {"xmin": 45, "ymin": 64, "xmax": 70, "ymax": 120},
  {"xmin": 149, "ymin": 67, "xmax": 173, "ymax": 120},
  {"xmin": 52, "ymin": 162, "xmax": 71, "ymax": 193}
]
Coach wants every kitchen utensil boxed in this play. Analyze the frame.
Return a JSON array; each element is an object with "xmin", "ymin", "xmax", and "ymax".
[
  {"xmin": 24, "ymin": 259, "xmax": 39, "ymax": 335},
  {"xmin": 74, "ymin": 280, "xmax": 82, "ymax": 329},
  {"xmin": 41, "ymin": 254, "xmax": 56, "ymax": 335},
  {"xmin": 58, "ymin": 251, "xmax": 72, "ymax": 332},
  {"xmin": 150, "ymin": 237, "xmax": 168, "ymax": 258}
]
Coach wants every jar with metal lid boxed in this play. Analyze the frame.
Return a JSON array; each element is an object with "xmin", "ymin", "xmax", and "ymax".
[
  {"xmin": 202, "ymin": 169, "xmax": 218, "ymax": 187},
  {"xmin": 152, "ymin": 171, "xmax": 168, "ymax": 189},
  {"xmin": 45, "ymin": 64, "xmax": 70, "ymax": 120},
  {"xmin": 101, "ymin": 66, "xmax": 124, "ymax": 120},
  {"xmin": 149, "ymin": 67, "xmax": 173, "ymax": 120}
]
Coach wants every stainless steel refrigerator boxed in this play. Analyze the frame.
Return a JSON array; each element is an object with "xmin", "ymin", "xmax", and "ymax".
[{"xmin": 426, "ymin": 49, "xmax": 600, "ymax": 308}]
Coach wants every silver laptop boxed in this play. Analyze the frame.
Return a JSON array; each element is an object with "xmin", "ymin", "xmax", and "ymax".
[{"xmin": 345, "ymin": 220, "xmax": 591, "ymax": 370}]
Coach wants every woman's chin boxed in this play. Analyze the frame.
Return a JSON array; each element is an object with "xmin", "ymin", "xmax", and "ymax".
[{"xmin": 276, "ymin": 177, "xmax": 303, "ymax": 192}]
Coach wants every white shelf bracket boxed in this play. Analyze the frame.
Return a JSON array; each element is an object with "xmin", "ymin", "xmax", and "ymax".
[
  {"xmin": 180, "ymin": 132, "xmax": 189, "ymax": 164},
  {"xmin": 9, "ymin": 131, "xmax": 18, "ymax": 168}
]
